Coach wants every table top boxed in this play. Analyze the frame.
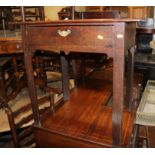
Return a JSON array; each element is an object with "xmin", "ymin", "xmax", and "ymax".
[
  {"xmin": 11, "ymin": 19, "xmax": 140, "ymax": 26},
  {"xmin": 0, "ymin": 37, "xmax": 22, "ymax": 42}
]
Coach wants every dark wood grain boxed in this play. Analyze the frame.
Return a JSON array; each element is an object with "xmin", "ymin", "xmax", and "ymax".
[{"xmin": 28, "ymin": 25, "xmax": 114, "ymax": 55}]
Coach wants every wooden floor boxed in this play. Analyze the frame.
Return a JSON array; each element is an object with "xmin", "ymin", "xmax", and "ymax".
[{"xmin": 34, "ymin": 67, "xmax": 141, "ymax": 148}]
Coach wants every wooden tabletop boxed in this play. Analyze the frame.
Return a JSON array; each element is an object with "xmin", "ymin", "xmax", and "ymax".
[
  {"xmin": 0, "ymin": 36, "xmax": 22, "ymax": 42},
  {"xmin": 10, "ymin": 18, "xmax": 140, "ymax": 26}
]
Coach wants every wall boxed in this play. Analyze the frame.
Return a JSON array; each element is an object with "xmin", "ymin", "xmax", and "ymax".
[
  {"xmin": 44, "ymin": 6, "xmax": 86, "ymax": 20},
  {"xmin": 44, "ymin": 6, "xmax": 64, "ymax": 20}
]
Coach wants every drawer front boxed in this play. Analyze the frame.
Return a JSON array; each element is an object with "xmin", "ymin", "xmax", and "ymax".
[
  {"xmin": 28, "ymin": 26, "xmax": 114, "ymax": 53},
  {"xmin": 0, "ymin": 42, "xmax": 22, "ymax": 54}
]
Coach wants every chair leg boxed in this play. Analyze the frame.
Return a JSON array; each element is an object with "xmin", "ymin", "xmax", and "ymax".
[
  {"xmin": 146, "ymin": 127, "xmax": 149, "ymax": 147},
  {"xmin": 70, "ymin": 59, "xmax": 78, "ymax": 88},
  {"xmin": 0, "ymin": 68, "xmax": 7, "ymax": 100},
  {"xmin": 5, "ymin": 108, "xmax": 20, "ymax": 147},
  {"xmin": 136, "ymin": 125, "xmax": 149, "ymax": 148},
  {"xmin": 131, "ymin": 124, "xmax": 139, "ymax": 147},
  {"xmin": 49, "ymin": 94, "xmax": 55, "ymax": 114}
]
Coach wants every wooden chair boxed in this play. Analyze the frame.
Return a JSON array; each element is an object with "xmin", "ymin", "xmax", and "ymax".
[
  {"xmin": 0, "ymin": 56, "xmax": 12, "ymax": 101},
  {"xmin": 0, "ymin": 52, "xmax": 66, "ymax": 148},
  {"xmin": 33, "ymin": 51, "xmax": 62, "ymax": 94},
  {"xmin": 6, "ymin": 52, "xmax": 61, "ymax": 101},
  {"xmin": 4, "ymin": 90, "xmax": 55, "ymax": 147}
]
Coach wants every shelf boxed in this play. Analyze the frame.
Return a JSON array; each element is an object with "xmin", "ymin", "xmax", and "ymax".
[
  {"xmin": 10, "ymin": 6, "xmax": 45, "ymax": 22},
  {"xmin": 0, "ymin": 6, "xmax": 44, "ymax": 30},
  {"xmin": 10, "ymin": 6, "xmax": 40, "ymax": 9},
  {"xmin": 25, "ymin": 15, "xmax": 41, "ymax": 18},
  {"xmin": 10, "ymin": 6, "xmax": 20, "ymax": 9}
]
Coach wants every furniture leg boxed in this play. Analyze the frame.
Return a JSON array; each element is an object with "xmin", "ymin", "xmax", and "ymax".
[
  {"xmin": 5, "ymin": 107, "xmax": 20, "ymax": 147},
  {"xmin": 80, "ymin": 55, "xmax": 86, "ymax": 83},
  {"xmin": 112, "ymin": 23, "xmax": 125, "ymax": 147},
  {"xmin": 131, "ymin": 124, "xmax": 139, "ymax": 147},
  {"xmin": 70, "ymin": 59, "xmax": 78, "ymax": 88},
  {"xmin": 24, "ymin": 52, "xmax": 41, "ymax": 126},
  {"xmin": 0, "ymin": 67, "xmax": 6, "ymax": 99},
  {"xmin": 126, "ymin": 46, "xmax": 135, "ymax": 111},
  {"xmin": 35, "ymin": 55, "xmax": 46, "ymax": 90},
  {"xmin": 60, "ymin": 52, "xmax": 70, "ymax": 100},
  {"xmin": 112, "ymin": 52, "xmax": 125, "ymax": 147}
]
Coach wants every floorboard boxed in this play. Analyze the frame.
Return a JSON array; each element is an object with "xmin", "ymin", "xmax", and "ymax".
[{"xmin": 34, "ymin": 66, "xmax": 142, "ymax": 147}]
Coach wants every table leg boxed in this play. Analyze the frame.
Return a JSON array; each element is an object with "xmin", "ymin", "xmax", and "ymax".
[
  {"xmin": 24, "ymin": 52, "xmax": 41, "ymax": 126},
  {"xmin": 126, "ymin": 46, "xmax": 135, "ymax": 112},
  {"xmin": 112, "ymin": 24, "xmax": 125, "ymax": 147},
  {"xmin": 112, "ymin": 52, "xmax": 125, "ymax": 147},
  {"xmin": 60, "ymin": 52, "xmax": 70, "ymax": 100}
]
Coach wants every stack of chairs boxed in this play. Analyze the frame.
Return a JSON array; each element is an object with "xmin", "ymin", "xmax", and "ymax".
[{"xmin": 3, "ymin": 91, "xmax": 55, "ymax": 147}]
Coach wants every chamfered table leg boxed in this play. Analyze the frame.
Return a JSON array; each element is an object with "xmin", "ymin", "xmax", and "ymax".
[
  {"xmin": 24, "ymin": 52, "xmax": 41, "ymax": 126},
  {"xmin": 60, "ymin": 52, "xmax": 70, "ymax": 101},
  {"xmin": 112, "ymin": 23, "xmax": 125, "ymax": 147},
  {"xmin": 112, "ymin": 52, "xmax": 125, "ymax": 147},
  {"xmin": 126, "ymin": 46, "xmax": 135, "ymax": 112}
]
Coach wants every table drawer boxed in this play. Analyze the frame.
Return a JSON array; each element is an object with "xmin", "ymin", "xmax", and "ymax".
[
  {"xmin": 28, "ymin": 26, "xmax": 114, "ymax": 53},
  {"xmin": 0, "ymin": 42, "xmax": 22, "ymax": 54}
]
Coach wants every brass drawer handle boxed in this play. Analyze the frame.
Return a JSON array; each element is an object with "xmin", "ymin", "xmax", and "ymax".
[{"xmin": 57, "ymin": 29, "xmax": 71, "ymax": 37}]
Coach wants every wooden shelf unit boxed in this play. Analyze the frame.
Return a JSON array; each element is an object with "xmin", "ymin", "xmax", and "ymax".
[{"xmin": 10, "ymin": 6, "xmax": 45, "ymax": 22}]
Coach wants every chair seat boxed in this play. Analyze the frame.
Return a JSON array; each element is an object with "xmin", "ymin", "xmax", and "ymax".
[
  {"xmin": 0, "ymin": 87, "xmax": 52, "ymax": 133},
  {"xmin": 0, "ymin": 76, "xmax": 75, "ymax": 133}
]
